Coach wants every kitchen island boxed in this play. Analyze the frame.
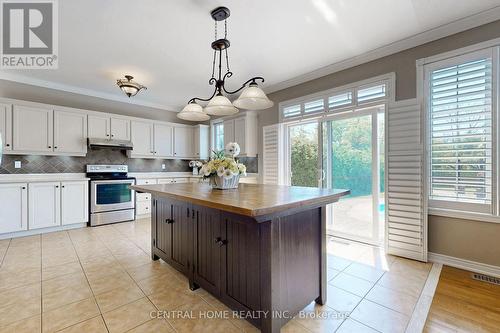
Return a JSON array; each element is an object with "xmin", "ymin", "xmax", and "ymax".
[{"xmin": 131, "ymin": 182, "xmax": 349, "ymax": 333}]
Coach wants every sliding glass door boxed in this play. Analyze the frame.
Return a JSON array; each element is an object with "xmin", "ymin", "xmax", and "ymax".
[
  {"xmin": 323, "ymin": 108, "xmax": 385, "ymax": 245},
  {"xmin": 285, "ymin": 108, "xmax": 385, "ymax": 245}
]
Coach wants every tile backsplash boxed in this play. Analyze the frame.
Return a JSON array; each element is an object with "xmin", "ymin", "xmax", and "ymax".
[{"xmin": 0, "ymin": 149, "xmax": 258, "ymax": 174}]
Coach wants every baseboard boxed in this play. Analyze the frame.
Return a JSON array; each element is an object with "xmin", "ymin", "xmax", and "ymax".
[
  {"xmin": 429, "ymin": 252, "xmax": 500, "ymax": 278},
  {"xmin": 0, "ymin": 223, "xmax": 87, "ymax": 240}
]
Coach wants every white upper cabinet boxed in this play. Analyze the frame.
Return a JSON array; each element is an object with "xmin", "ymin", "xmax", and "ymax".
[
  {"xmin": 0, "ymin": 183, "xmax": 27, "ymax": 234},
  {"xmin": 154, "ymin": 123, "xmax": 174, "ymax": 157},
  {"xmin": 53, "ymin": 110, "xmax": 87, "ymax": 155},
  {"xmin": 222, "ymin": 112, "xmax": 257, "ymax": 157},
  {"xmin": 0, "ymin": 103, "xmax": 12, "ymax": 151},
  {"xmin": 13, "ymin": 105, "xmax": 53, "ymax": 153},
  {"xmin": 88, "ymin": 115, "xmax": 110, "ymax": 139},
  {"xmin": 130, "ymin": 120, "xmax": 154, "ymax": 158},
  {"xmin": 110, "ymin": 117, "xmax": 130, "ymax": 140},
  {"xmin": 28, "ymin": 182, "xmax": 61, "ymax": 230},
  {"xmin": 173, "ymin": 126, "xmax": 194, "ymax": 158},
  {"xmin": 193, "ymin": 125, "xmax": 209, "ymax": 160},
  {"xmin": 61, "ymin": 181, "xmax": 88, "ymax": 225}
]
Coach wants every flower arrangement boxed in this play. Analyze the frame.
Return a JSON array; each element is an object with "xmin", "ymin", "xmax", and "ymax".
[{"xmin": 200, "ymin": 142, "xmax": 246, "ymax": 189}]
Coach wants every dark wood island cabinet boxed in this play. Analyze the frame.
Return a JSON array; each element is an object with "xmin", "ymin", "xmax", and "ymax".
[{"xmin": 131, "ymin": 183, "xmax": 349, "ymax": 333}]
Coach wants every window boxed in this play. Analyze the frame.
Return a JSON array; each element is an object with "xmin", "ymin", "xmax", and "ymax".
[
  {"xmin": 213, "ymin": 122, "xmax": 224, "ymax": 151},
  {"xmin": 357, "ymin": 84, "xmax": 386, "ymax": 103},
  {"xmin": 279, "ymin": 75, "xmax": 393, "ymax": 121},
  {"xmin": 425, "ymin": 48, "xmax": 497, "ymax": 215}
]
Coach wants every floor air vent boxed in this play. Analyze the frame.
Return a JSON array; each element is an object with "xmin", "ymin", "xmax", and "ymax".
[{"xmin": 472, "ymin": 273, "xmax": 500, "ymax": 286}]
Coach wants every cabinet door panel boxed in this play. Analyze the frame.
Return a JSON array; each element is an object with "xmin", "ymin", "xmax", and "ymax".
[
  {"xmin": 173, "ymin": 126, "xmax": 193, "ymax": 158},
  {"xmin": 111, "ymin": 117, "xmax": 130, "ymax": 140},
  {"xmin": 29, "ymin": 182, "xmax": 60, "ymax": 230},
  {"xmin": 54, "ymin": 110, "xmax": 87, "ymax": 154},
  {"xmin": 13, "ymin": 105, "xmax": 53, "ymax": 152},
  {"xmin": 234, "ymin": 117, "xmax": 246, "ymax": 154},
  {"xmin": 223, "ymin": 120, "xmax": 234, "ymax": 147},
  {"xmin": 61, "ymin": 181, "xmax": 88, "ymax": 225},
  {"xmin": 154, "ymin": 124, "xmax": 173, "ymax": 157},
  {"xmin": 171, "ymin": 201, "xmax": 190, "ymax": 273},
  {"xmin": 0, "ymin": 104, "xmax": 12, "ymax": 151},
  {"xmin": 0, "ymin": 183, "xmax": 27, "ymax": 234},
  {"xmin": 221, "ymin": 214, "xmax": 261, "ymax": 311},
  {"xmin": 130, "ymin": 121, "xmax": 154, "ymax": 157},
  {"xmin": 88, "ymin": 115, "xmax": 110, "ymax": 139},
  {"xmin": 193, "ymin": 205, "xmax": 222, "ymax": 296}
]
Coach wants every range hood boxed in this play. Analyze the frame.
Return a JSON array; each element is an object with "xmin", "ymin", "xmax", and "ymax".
[{"xmin": 87, "ymin": 138, "xmax": 133, "ymax": 150}]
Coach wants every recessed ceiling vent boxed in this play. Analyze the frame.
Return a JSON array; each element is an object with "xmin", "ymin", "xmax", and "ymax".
[{"xmin": 472, "ymin": 273, "xmax": 500, "ymax": 286}]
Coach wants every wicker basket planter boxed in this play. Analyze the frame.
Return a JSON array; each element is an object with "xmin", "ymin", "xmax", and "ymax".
[{"xmin": 209, "ymin": 174, "xmax": 240, "ymax": 189}]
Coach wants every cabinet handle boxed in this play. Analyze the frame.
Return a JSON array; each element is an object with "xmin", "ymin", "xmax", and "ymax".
[
  {"xmin": 55, "ymin": 185, "xmax": 59, "ymax": 188},
  {"xmin": 54, "ymin": 146, "xmax": 58, "ymax": 149},
  {"xmin": 61, "ymin": 185, "xmax": 65, "ymax": 188},
  {"xmin": 106, "ymin": 134, "xmax": 110, "ymax": 137},
  {"xmin": 48, "ymin": 146, "xmax": 52, "ymax": 148},
  {"xmin": 21, "ymin": 186, "xmax": 26, "ymax": 189},
  {"xmin": 214, "ymin": 238, "xmax": 227, "ymax": 247},
  {"xmin": 111, "ymin": 134, "xmax": 114, "ymax": 137},
  {"xmin": 5, "ymin": 143, "xmax": 10, "ymax": 147},
  {"xmin": 165, "ymin": 218, "xmax": 174, "ymax": 224}
]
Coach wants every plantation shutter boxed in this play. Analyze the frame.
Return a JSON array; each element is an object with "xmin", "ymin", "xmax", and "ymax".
[
  {"xmin": 386, "ymin": 99, "xmax": 427, "ymax": 262},
  {"xmin": 262, "ymin": 124, "xmax": 282, "ymax": 185}
]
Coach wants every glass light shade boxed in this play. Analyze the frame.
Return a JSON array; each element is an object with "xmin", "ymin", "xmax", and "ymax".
[
  {"xmin": 177, "ymin": 102, "xmax": 210, "ymax": 121},
  {"xmin": 120, "ymin": 85, "xmax": 139, "ymax": 97},
  {"xmin": 233, "ymin": 84, "xmax": 274, "ymax": 110},
  {"xmin": 204, "ymin": 94, "xmax": 239, "ymax": 116}
]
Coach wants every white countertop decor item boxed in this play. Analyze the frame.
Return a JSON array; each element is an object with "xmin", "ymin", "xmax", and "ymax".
[{"xmin": 200, "ymin": 142, "xmax": 246, "ymax": 190}]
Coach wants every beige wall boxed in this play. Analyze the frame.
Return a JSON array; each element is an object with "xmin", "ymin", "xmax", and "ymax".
[
  {"xmin": 258, "ymin": 19, "xmax": 500, "ymax": 266},
  {"xmin": 0, "ymin": 79, "xmax": 189, "ymax": 124}
]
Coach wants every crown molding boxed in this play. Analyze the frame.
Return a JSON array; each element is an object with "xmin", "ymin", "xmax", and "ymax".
[
  {"xmin": 266, "ymin": 6, "xmax": 500, "ymax": 94},
  {"xmin": 0, "ymin": 72, "xmax": 180, "ymax": 112}
]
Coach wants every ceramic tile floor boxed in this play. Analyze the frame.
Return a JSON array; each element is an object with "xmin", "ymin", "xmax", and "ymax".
[{"xmin": 0, "ymin": 219, "xmax": 434, "ymax": 333}]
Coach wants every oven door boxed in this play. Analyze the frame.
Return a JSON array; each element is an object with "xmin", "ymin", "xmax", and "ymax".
[{"xmin": 90, "ymin": 179, "xmax": 135, "ymax": 213}]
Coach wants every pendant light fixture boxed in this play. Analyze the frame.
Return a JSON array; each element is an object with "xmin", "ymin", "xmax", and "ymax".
[
  {"xmin": 178, "ymin": 6, "xmax": 273, "ymax": 122},
  {"xmin": 116, "ymin": 75, "xmax": 147, "ymax": 97}
]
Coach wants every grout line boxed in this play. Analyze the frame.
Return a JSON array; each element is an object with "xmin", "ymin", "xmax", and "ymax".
[
  {"xmin": 0, "ymin": 238, "xmax": 12, "ymax": 268},
  {"xmin": 67, "ymin": 229, "xmax": 111, "ymax": 333},
  {"xmin": 404, "ymin": 263, "xmax": 442, "ymax": 333}
]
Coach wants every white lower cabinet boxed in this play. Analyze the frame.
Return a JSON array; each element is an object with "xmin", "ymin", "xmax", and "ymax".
[
  {"xmin": 28, "ymin": 182, "xmax": 61, "ymax": 230},
  {"xmin": 61, "ymin": 181, "xmax": 88, "ymax": 225},
  {"xmin": 27, "ymin": 180, "xmax": 88, "ymax": 231},
  {"xmin": 0, "ymin": 183, "xmax": 28, "ymax": 234}
]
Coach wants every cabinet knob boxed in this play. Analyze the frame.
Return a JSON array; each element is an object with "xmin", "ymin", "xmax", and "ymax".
[
  {"xmin": 21, "ymin": 186, "xmax": 26, "ymax": 189},
  {"xmin": 5, "ymin": 143, "xmax": 10, "ymax": 147},
  {"xmin": 48, "ymin": 146, "xmax": 52, "ymax": 148},
  {"xmin": 62, "ymin": 185, "xmax": 65, "ymax": 188},
  {"xmin": 55, "ymin": 185, "xmax": 59, "ymax": 188},
  {"xmin": 106, "ymin": 134, "xmax": 110, "ymax": 137},
  {"xmin": 54, "ymin": 146, "xmax": 58, "ymax": 149},
  {"xmin": 111, "ymin": 134, "xmax": 114, "ymax": 137}
]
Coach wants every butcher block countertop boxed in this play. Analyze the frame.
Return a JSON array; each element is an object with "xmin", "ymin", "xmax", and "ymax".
[{"xmin": 131, "ymin": 182, "xmax": 350, "ymax": 218}]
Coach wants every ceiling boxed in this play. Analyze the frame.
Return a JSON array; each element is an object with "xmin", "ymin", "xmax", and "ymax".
[{"xmin": 1, "ymin": 0, "xmax": 500, "ymax": 111}]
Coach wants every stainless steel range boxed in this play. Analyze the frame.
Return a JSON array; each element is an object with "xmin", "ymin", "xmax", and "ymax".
[{"xmin": 87, "ymin": 165, "xmax": 135, "ymax": 226}]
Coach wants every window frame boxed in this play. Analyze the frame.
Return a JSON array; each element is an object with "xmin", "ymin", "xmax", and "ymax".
[
  {"xmin": 419, "ymin": 43, "xmax": 500, "ymax": 221},
  {"xmin": 210, "ymin": 119, "xmax": 225, "ymax": 153}
]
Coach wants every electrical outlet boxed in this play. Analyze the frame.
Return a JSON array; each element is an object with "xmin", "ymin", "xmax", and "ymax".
[
  {"xmin": 161, "ymin": 164, "xmax": 166, "ymax": 170},
  {"xmin": 14, "ymin": 161, "xmax": 21, "ymax": 168}
]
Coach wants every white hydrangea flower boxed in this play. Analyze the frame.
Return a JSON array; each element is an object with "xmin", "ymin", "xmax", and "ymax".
[
  {"xmin": 237, "ymin": 163, "xmax": 247, "ymax": 176},
  {"xmin": 222, "ymin": 168, "xmax": 234, "ymax": 179},
  {"xmin": 225, "ymin": 142, "xmax": 241, "ymax": 157},
  {"xmin": 217, "ymin": 166, "xmax": 225, "ymax": 177}
]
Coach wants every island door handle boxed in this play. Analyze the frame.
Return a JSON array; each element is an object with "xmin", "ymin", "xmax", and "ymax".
[
  {"xmin": 214, "ymin": 238, "xmax": 227, "ymax": 247},
  {"xmin": 165, "ymin": 218, "xmax": 174, "ymax": 224}
]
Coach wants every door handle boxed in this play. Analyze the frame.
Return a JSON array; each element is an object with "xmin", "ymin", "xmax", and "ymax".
[
  {"xmin": 214, "ymin": 237, "xmax": 227, "ymax": 247},
  {"xmin": 165, "ymin": 218, "xmax": 174, "ymax": 224}
]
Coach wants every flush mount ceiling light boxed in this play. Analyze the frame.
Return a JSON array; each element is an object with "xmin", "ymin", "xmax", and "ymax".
[
  {"xmin": 116, "ymin": 75, "xmax": 147, "ymax": 97},
  {"xmin": 178, "ymin": 6, "xmax": 273, "ymax": 122}
]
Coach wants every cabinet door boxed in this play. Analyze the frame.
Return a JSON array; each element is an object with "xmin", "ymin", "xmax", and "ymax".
[
  {"xmin": 130, "ymin": 121, "xmax": 154, "ymax": 157},
  {"xmin": 0, "ymin": 104, "xmax": 12, "ymax": 151},
  {"xmin": 53, "ymin": 110, "xmax": 87, "ymax": 155},
  {"xmin": 88, "ymin": 115, "xmax": 110, "ymax": 139},
  {"xmin": 194, "ymin": 125, "xmax": 209, "ymax": 159},
  {"xmin": 221, "ymin": 214, "xmax": 261, "ymax": 311},
  {"xmin": 173, "ymin": 126, "xmax": 193, "ymax": 158},
  {"xmin": 61, "ymin": 181, "xmax": 88, "ymax": 225},
  {"xmin": 234, "ymin": 117, "xmax": 246, "ymax": 154},
  {"xmin": 223, "ymin": 120, "xmax": 234, "ymax": 147},
  {"xmin": 13, "ymin": 105, "xmax": 53, "ymax": 152},
  {"xmin": 170, "ymin": 200, "xmax": 190, "ymax": 274},
  {"xmin": 28, "ymin": 182, "xmax": 61, "ymax": 230},
  {"xmin": 154, "ymin": 123, "xmax": 173, "ymax": 157},
  {"xmin": 193, "ymin": 205, "xmax": 222, "ymax": 296},
  {"xmin": 110, "ymin": 117, "xmax": 131, "ymax": 140},
  {"xmin": 155, "ymin": 198, "xmax": 172, "ymax": 258},
  {"xmin": 0, "ymin": 183, "xmax": 27, "ymax": 234}
]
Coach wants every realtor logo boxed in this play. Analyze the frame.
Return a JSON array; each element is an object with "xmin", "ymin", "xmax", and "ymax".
[{"xmin": 1, "ymin": 0, "xmax": 58, "ymax": 69}]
